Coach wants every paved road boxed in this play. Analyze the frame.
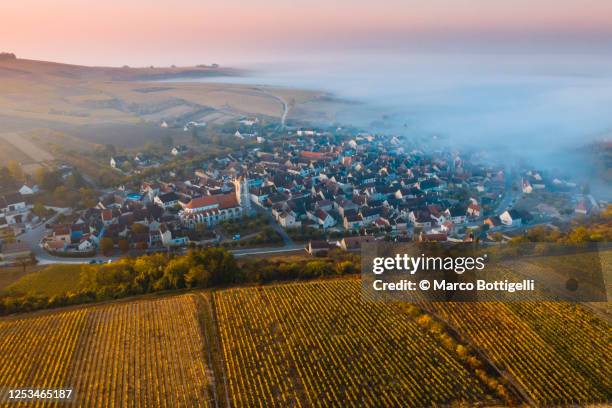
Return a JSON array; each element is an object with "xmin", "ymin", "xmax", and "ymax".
[
  {"xmin": 232, "ymin": 244, "xmax": 305, "ymax": 257},
  {"xmin": 17, "ymin": 209, "xmax": 120, "ymax": 265},
  {"xmin": 494, "ymin": 176, "xmax": 521, "ymax": 215}
]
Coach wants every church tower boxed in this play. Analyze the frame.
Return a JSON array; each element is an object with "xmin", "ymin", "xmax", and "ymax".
[{"xmin": 234, "ymin": 175, "xmax": 252, "ymax": 215}]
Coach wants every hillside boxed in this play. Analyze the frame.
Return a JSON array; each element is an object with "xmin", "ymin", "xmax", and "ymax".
[
  {"xmin": 1, "ymin": 279, "xmax": 610, "ymax": 406},
  {"xmin": 0, "ymin": 57, "xmax": 326, "ymax": 156}
]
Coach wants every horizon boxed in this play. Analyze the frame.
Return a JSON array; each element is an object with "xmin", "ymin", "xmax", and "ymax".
[{"xmin": 3, "ymin": 0, "xmax": 612, "ymax": 66}]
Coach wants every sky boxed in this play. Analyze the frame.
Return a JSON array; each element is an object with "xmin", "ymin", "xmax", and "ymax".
[{"xmin": 2, "ymin": 0, "xmax": 612, "ymax": 66}]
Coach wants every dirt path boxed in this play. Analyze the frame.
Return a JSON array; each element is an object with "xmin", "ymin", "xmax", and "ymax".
[
  {"xmin": 255, "ymin": 87, "xmax": 289, "ymax": 128},
  {"xmin": 0, "ymin": 132, "xmax": 54, "ymax": 162}
]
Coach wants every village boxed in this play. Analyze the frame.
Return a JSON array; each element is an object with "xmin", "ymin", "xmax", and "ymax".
[{"xmin": 0, "ymin": 119, "xmax": 606, "ymax": 265}]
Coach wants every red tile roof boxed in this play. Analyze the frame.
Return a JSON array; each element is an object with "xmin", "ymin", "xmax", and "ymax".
[{"xmin": 185, "ymin": 193, "xmax": 239, "ymax": 211}]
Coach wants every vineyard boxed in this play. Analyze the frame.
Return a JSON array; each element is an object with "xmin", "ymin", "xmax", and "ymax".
[
  {"xmin": 426, "ymin": 301, "xmax": 612, "ymax": 406},
  {"xmin": 214, "ymin": 280, "xmax": 499, "ymax": 407},
  {"xmin": 0, "ymin": 279, "xmax": 610, "ymax": 407},
  {"xmin": 0, "ymin": 295, "xmax": 212, "ymax": 407}
]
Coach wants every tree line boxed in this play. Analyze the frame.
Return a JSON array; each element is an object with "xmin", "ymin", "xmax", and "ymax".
[{"xmin": 0, "ymin": 247, "xmax": 360, "ymax": 316}]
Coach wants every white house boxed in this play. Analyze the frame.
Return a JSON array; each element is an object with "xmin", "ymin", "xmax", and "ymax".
[
  {"xmin": 19, "ymin": 184, "xmax": 39, "ymax": 195},
  {"xmin": 78, "ymin": 237, "xmax": 95, "ymax": 252},
  {"xmin": 500, "ymin": 210, "xmax": 523, "ymax": 227},
  {"xmin": 154, "ymin": 192, "xmax": 180, "ymax": 209},
  {"xmin": 278, "ymin": 211, "xmax": 301, "ymax": 228},
  {"xmin": 522, "ymin": 178, "xmax": 533, "ymax": 194},
  {"xmin": 309, "ymin": 209, "xmax": 336, "ymax": 229},
  {"xmin": 110, "ymin": 156, "xmax": 129, "ymax": 169},
  {"xmin": 171, "ymin": 145, "xmax": 188, "ymax": 156}
]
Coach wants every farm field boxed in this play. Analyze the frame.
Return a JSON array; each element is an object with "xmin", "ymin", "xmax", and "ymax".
[
  {"xmin": 0, "ymin": 279, "xmax": 610, "ymax": 407},
  {"xmin": 0, "ymin": 295, "xmax": 212, "ymax": 407},
  {"xmin": 0, "ymin": 133, "xmax": 54, "ymax": 162},
  {"xmin": 2, "ymin": 264, "xmax": 83, "ymax": 297},
  {"xmin": 0, "ymin": 265, "xmax": 45, "ymax": 292},
  {"xmin": 425, "ymin": 301, "xmax": 612, "ymax": 406},
  {"xmin": 214, "ymin": 280, "xmax": 502, "ymax": 407}
]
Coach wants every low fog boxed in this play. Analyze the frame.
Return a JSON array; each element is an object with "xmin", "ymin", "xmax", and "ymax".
[{"xmin": 185, "ymin": 52, "xmax": 612, "ymax": 196}]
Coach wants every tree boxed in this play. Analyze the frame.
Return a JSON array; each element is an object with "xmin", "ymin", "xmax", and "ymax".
[
  {"xmin": 185, "ymin": 265, "xmax": 210, "ymax": 288},
  {"xmin": 15, "ymin": 255, "xmax": 32, "ymax": 274},
  {"xmin": 53, "ymin": 186, "xmax": 68, "ymax": 204},
  {"xmin": 32, "ymin": 203, "xmax": 47, "ymax": 217},
  {"xmin": 66, "ymin": 169, "xmax": 86, "ymax": 190},
  {"xmin": 79, "ymin": 188, "xmax": 98, "ymax": 208},
  {"xmin": 303, "ymin": 260, "xmax": 334, "ymax": 277},
  {"xmin": 36, "ymin": 168, "xmax": 61, "ymax": 191},
  {"xmin": 100, "ymin": 237, "xmax": 114, "ymax": 256},
  {"xmin": 7, "ymin": 161, "xmax": 23, "ymax": 182},
  {"xmin": 118, "ymin": 239, "xmax": 130, "ymax": 253},
  {"xmin": 132, "ymin": 223, "xmax": 148, "ymax": 234}
]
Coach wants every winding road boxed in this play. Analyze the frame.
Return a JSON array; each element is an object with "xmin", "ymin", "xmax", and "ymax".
[{"xmin": 256, "ymin": 87, "xmax": 290, "ymax": 128}]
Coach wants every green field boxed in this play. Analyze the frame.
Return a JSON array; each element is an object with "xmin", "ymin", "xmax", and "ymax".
[{"xmin": 3, "ymin": 264, "xmax": 83, "ymax": 297}]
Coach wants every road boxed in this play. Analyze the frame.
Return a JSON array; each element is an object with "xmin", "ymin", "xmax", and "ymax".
[
  {"xmin": 494, "ymin": 175, "xmax": 521, "ymax": 215},
  {"xmin": 256, "ymin": 87, "xmax": 289, "ymax": 128},
  {"xmin": 18, "ymin": 209, "xmax": 120, "ymax": 265},
  {"xmin": 232, "ymin": 244, "xmax": 305, "ymax": 257}
]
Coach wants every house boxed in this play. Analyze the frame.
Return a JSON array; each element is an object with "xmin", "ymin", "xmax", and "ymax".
[
  {"xmin": 360, "ymin": 206, "xmax": 382, "ymax": 224},
  {"xmin": 154, "ymin": 192, "xmax": 180, "ymax": 209},
  {"xmin": 240, "ymin": 117, "xmax": 259, "ymax": 127},
  {"xmin": 171, "ymin": 145, "xmax": 189, "ymax": 156},
  {"xmin": 307, "ymin": 240, "xmax": 330, "ymax": 256},
  {"xmin": 343, "ymin": 211, "xmax": 364, "ymax": 230},
  {"xmin": 484, "ymin": 216, "xmax": 502, "ymax": 229},
  {"xmin": 45, "ymin": 240, "xmax": 67, "ymax": 252},
  {"xmin": 134, "ymin": 153, "xmax": 153, "ymax": 167},
  {"xmin": 101, "ymin": 209, "xmax": 116, "ymax": 226},
  {"xmin": 445, "ymin": 205, "xmax": 467, "ymax": 224},
  {"xmin": 575, "ymin": 199, "xmax": 591, "ymax": 215},
  {"xmin": 278, "ymin": 211, "xmax": 301, "ymax": 228},
  {"xmin": 52, "ymin": 224, "xmax": 72, "ymax": 242},
  {"xmin": 467, "ymin": 203, "xmax": 481, "ymax": 218},
  {"xmin": 180, "ymin": 193, "xmax": 243, "ymax": 228},
  {"xmin": 0, "ymin": 194, "xmax": 27, "ymax": 214},
  {"xmin": 500, "ymin": 209, "xmax": 524, "ymax": 227},
  {"xmin": 409, "ymin": 210, "xmax": 432, "ymax": 228},
  {"xmin": 440, "ymin": 220, "xmax": 454, "ymax": 233},
  {"xmin": 522, "ymin": 178, "xmax": 533, "ymax": 194},
  {"xmin": 339, "ymin": 235, "xmax": 375, "ymax": 251},
  {"xmin": 78, "ymin": 237, "xmax": 95, "ymax": 252},
  {"xmin": 19, "ymin": 184, "xmax": 39, "ymax": 195},
  {"xmin": 157, "ymin": 224, "xmax": 173, "ymax": 246},
  {"xmin": 0, "ymin": 242, "xmax": 32, "ymax": 263},
  {"xmin": 110, "ymin": 156, "xmax": 129, "ymax": 169},
  {"xmin": 309, "ymin": 209, "xmax": 336, "ymax": 229}
]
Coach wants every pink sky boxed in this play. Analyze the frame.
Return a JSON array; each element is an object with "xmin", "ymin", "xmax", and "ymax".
[{"xmin": 2, "ymin": 0, "xmax": 612, "ymax": 66}]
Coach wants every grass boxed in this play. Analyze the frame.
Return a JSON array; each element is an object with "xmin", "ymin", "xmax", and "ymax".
[
  {"xmin": 0, "ymin": 265, "xmax": 45, "ymax": 292},
  {"xmin": 3, "ymin": 264, "xmax": 84, "ymax": 297}
]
